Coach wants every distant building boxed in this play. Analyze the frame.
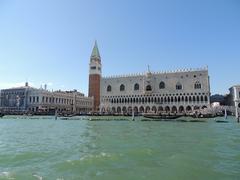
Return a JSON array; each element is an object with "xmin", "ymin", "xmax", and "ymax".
[
  {"xmin": 228, "ymin": 85, "xmax": 240, "ymax": 108},
  {"xmin": 210, "ymin": 94, "xmax": 230, "ymax": 106},
  {"xmin": 210, "ymin": 94, "xmax": 225, "ymax": 104},
  {"xmin": 0, "ymin": 83, "xmax": 93, "ymax": 114},
  {"xmin": 88, "ymin": 42, "xmax": 211, "ymax": 114},
  {"xmin": 0, "ymin": 82, "xmax": 30, "ymax": 111},
  {"xmin": 211, "ymin": 102, "xmax": 220, "ymax": 107}
]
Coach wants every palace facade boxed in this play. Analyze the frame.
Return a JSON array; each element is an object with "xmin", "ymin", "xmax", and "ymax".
[{"xmin": 88, "ymin": 42, "xmax": 211, "ymax": 114}]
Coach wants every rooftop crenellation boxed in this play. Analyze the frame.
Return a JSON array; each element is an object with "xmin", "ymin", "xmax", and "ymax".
[{"xmin": 102, "ymin": 66, "xmax": 208, "ymax": 79}]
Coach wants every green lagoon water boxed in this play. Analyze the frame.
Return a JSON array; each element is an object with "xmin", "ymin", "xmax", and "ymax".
[{"xmin": 0, "ymin": 116, "xmax": 240, "ymax": 180}]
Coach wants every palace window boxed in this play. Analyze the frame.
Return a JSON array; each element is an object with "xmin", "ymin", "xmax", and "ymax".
[
  {"xmin": 107, "ymin": 85, "xmax": 112, "ymax": 92},
  {"xmin": 159, "ymin": 81, "xmax": 165, "ymax": 89},
  {"xmin": 194, "ymin": 81, "xmax": 201, "ymax": 89},
  {"xmin": 146, "ymin": 85, "xmax": 152, "ymax": 91},
  {"xmin": 134, "ymin": 83, "xmax": 139, "ymax": 91},
  {"xmin": 120, "ymin": 84, "xmax": 125, "ymax": 91},
  {"xmin": 176, "ymin": 83, "xmax": 182, "ymax": 90}
]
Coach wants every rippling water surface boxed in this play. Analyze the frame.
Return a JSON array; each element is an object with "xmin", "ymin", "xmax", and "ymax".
[{"xmin": 0, "ymin": 116, "xmax": 240, "ymax": 180}]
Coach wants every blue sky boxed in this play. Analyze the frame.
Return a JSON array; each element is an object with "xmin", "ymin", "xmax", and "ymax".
[{"xmin": 0, "ymin": 0, "xmax": 239, "ymax": 95}]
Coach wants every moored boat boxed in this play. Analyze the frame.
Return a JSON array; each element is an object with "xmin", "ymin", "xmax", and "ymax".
[{"xmin": 143, "ymin": 114, "xmax": 182, "ymax": 120}]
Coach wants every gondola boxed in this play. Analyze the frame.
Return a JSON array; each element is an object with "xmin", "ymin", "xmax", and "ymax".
[{"xmin": 143, "ymin": 114, "xmax": 182, "ymax": 120}]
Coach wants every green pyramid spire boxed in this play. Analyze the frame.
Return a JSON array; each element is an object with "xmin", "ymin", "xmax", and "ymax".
[{"xmin": 91, "ymin": 40, "xmax": 101, "ymax": 58}]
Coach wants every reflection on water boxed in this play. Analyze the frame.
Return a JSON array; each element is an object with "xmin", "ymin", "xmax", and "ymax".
[{"xmin": 0, "ymin": 116, "xmax": 239, "ymax": 179}]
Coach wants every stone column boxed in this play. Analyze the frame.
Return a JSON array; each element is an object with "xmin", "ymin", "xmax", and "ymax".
[{"xmin": 235, "ymin": 101, "xmax": 239, "ymax": 118}]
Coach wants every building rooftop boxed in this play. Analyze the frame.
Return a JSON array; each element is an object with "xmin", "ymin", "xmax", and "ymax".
[{"xmin": 102, "ymin": 66, "xmax": 208, "ymax": 79}]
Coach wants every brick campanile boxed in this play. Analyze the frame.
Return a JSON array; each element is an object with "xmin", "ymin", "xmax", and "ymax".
[{"xmin": 88, "ymin": 41, "xmax": 102, "ymax": 111}]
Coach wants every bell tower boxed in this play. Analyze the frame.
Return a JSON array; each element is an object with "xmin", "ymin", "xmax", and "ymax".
[{"xmin": 88, "ymin": 41, "xmax": 102, "ymax": 111}]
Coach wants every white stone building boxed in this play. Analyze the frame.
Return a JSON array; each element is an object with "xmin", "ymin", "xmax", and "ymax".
[
  {"xmin": 27, "ymin": 89, "xmax": 93, "ymax": 114},
  {"xmin": 88, "ymin": 42, "xmax": 211, "ymax": 114},
  {"xmin": 229, "ymin": 85, "xmax": 240, "ymax": 117},
  {"xmin": 100, "ymin": 67, "xmax": 210, "ymax": 114},
  {"xmin": 0, "ymin": 83, "xmax": 93, "ymax": 114},
  {"xmin": 229, "ymin": 85, "xmax": 240, "ymax": 107}
]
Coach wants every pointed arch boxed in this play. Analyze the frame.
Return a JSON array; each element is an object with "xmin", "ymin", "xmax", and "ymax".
[
  {"xmin": 139, "ymin": 106, "xmax": 144, "ymax": 113},
  {"xmin": 189, "ymin": 96, "xmax": 192, "ymax": 102},
  {"xmin": 194, "ymin": 106, "xmax": 200, "ymax": 110},
  {"xmin": 193, "ymin": 96, "xmax": 196, "ymax": 102},
  {"xmin": 179, "ymin": 106, "xmax": 184, "ymax": 113},
  {"xmin": 158, "ymin": 106, "xmax": 163, "ymax": 112},
  {"xmin": 172, "ymin": 106, "xmax": 177, "ymax": 113},
  {"xmin": 145, "ymin": 106, "xmax": 151, "ymax": 113},
  {"xmin": 159, "ymin": 81, "xmax": 165, "ymax": 89},
  {"xmin": 146, "ymin": 85, "xmax": 152, "ymax": 91},
  {"xmin": 120, "ymin": 84, "xmax": 125, "ymax": 91},
  {"xmin": 186, "ymin": 106, "xmax": 192, "ymax": 112},
  {"xmin": 134, "ymin": 83, "xmax": 139, "ymax": 91},
  {"xmin": 134, "ymin": 107, "xmax": 138, "ymax": 113},
  {"xmin": 127, "ymin": 106, "xmax": 132, "ymax": 113},
  {"xmin": 107, "ymin": 85, "xmax": 112, "ymax": 92},
  {"xmin": 197, "ymin": 96, "xmax": 200, "ymax": 102},
  {"xmin": 165, "ymin": 106, "xmax": 170, "ymax": 112},
  {"xmin": 117, "ymin": 107, "xmax": 121, "ymax": 113},
  {"xmin": 168, "ymin": 97, "xmax": 170, "ymax": 102},
  {"xmin": 176, "ymin": 82, "xmax": 183, "ymax": 90},
  {"xmin": 164, "ymin": 97, "xmax": 167, "ymax": 102},
  {"xmin": 112, "ymin": 107, "xmax": 116, "ymax": 113},
  {"xmin": 122, "ymin": 106, "xmax": 127, "ymax": 113},
  {"xmin": 205, "ymin": 96, "xmax": 208, "ymax": 102},
  {"xmin": 194, "ymin": 81, "xmax": 202, "ymax": 89},
  {"xmin": 152, "ymin": 106, "xmax": 157, "ymax": 113}
]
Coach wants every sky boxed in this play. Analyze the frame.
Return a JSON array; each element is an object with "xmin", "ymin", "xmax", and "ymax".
[{"xmin": 0, "ymin": 0, "xmax": 239, "ymax": 95}]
